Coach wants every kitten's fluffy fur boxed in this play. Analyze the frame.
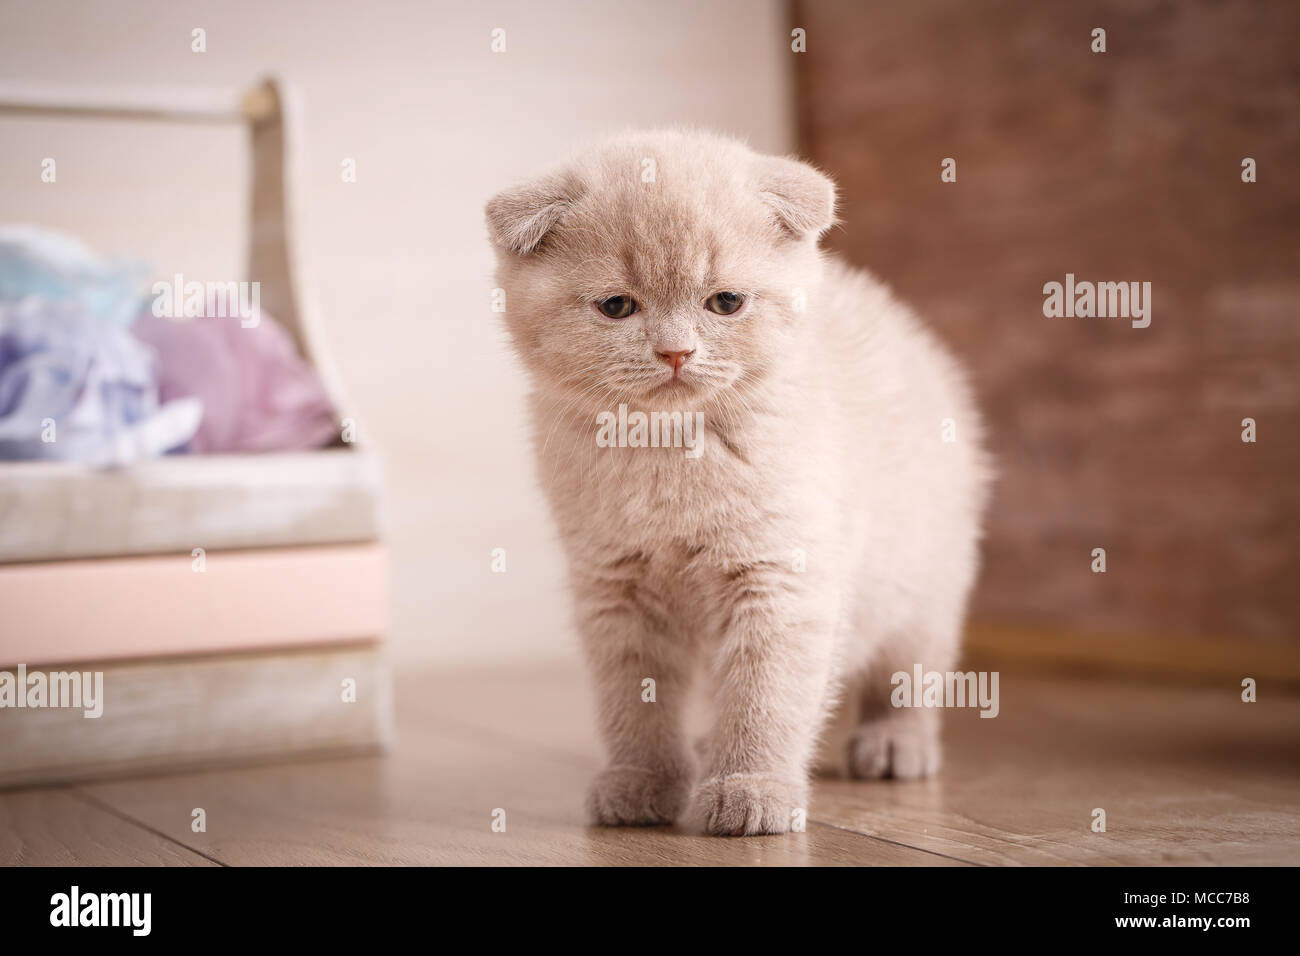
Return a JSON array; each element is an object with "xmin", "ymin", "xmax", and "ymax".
[{"xmin": 487, "ymin": 130, "xmax": 989, "ymax": 836}]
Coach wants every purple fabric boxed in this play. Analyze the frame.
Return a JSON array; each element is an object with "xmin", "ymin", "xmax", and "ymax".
[{"xmin": 132, "ymin": 309, "xmax": 338, "ymax": 454}]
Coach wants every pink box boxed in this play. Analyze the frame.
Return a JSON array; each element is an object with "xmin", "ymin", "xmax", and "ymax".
[{"xmin": 0, "ymin": 544, "xmax": 388, "ymax": 667}]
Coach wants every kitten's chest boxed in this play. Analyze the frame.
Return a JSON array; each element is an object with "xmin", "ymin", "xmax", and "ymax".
[{"xmin": 541, "ymin": 425, "xmax": 761, "ymax": 546}]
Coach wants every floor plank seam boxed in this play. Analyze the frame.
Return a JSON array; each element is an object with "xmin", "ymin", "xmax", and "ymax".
[
  {"xmin": 413, "ymin": 712, "xmax": 595, "ymax": 770},
  {"xmin": 67, "ymin": 788, "xmax": 227, "ymax": 867},
  {"xmin": 809, "ymin": 819, "xmax": 987, "ymax": 866}
]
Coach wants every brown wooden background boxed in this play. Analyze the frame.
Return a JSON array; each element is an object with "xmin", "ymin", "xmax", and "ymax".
[{"xmin": 793, "ymin": 0, "xmax": 1300, "ymax": 652}]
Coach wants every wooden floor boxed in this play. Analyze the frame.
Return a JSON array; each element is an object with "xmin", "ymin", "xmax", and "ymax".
[{"xmin": 3, "ymin": 661, "xmax": 1298, "ymax": 865}]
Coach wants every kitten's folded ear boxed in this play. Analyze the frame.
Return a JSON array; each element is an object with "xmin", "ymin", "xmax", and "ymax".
[
  {"xmin": 757, "ymin": 156, "xmax": 838, "ymax": 239},
  {"xmin": 485, "ymin": 169, "xmax": 584, "ymax": 255}
]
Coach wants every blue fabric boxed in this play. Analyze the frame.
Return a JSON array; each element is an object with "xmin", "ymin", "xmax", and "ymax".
[
  {"xmin": 0, "ymin": 227, "xmax": 201, "ymax": 465},
  {"xmin": 0, "ymin": 226, "xmax": 146, "ymax": 327}
]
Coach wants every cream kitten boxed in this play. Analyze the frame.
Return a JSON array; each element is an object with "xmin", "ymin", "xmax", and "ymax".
[{"xmin": 486, "ymin": 130, "xmax": 990, "ymax": 836}]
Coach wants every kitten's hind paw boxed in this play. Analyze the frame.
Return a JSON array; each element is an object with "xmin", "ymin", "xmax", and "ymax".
[
  {"xmin": 585, "ymin": 765, "xmax": 688, "ymax": 826},
  {"xmin": 849, "ymin": 714, "xmax": 941, "ymax": 780},
  {"xmin": 691, "ymin": 772, "xmax": 807, "ymax": 837}
]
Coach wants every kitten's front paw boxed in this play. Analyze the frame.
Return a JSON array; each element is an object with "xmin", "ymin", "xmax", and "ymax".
[
  {"xmin": 586, "ymin": 765, "xmax": 688, "ymax": 826},
  {"xmin": 691, "ymin": 773, "xmax": 807, "ymax": 837}
]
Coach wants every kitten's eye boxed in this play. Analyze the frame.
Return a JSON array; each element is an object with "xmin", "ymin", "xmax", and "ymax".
[
  {"xmin": 705, "ymin": 291, "xmax": 745, "ymax": 315},
  {"xmin": 596, "ymin": 295, "xmax": 638, "ymax": 320}
]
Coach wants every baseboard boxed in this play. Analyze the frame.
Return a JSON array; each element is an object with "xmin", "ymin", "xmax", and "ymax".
[
  {"xmin": 965, "ymin": 622, "xmax": 1300, "ymax": 688},
  {"xmin": 0, "ymin": 642, "xmax": 393, "ymax": 789}
]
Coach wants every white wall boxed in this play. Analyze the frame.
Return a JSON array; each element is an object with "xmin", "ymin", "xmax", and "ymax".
[{"xmin": 0, "ymin": 0, "xmax": 796, "ymax": 665}]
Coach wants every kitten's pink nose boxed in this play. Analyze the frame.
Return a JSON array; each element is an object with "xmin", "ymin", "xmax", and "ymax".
[{"xmin": 656, "ymin": 348, "xmax": 694, "ymax": 373}]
